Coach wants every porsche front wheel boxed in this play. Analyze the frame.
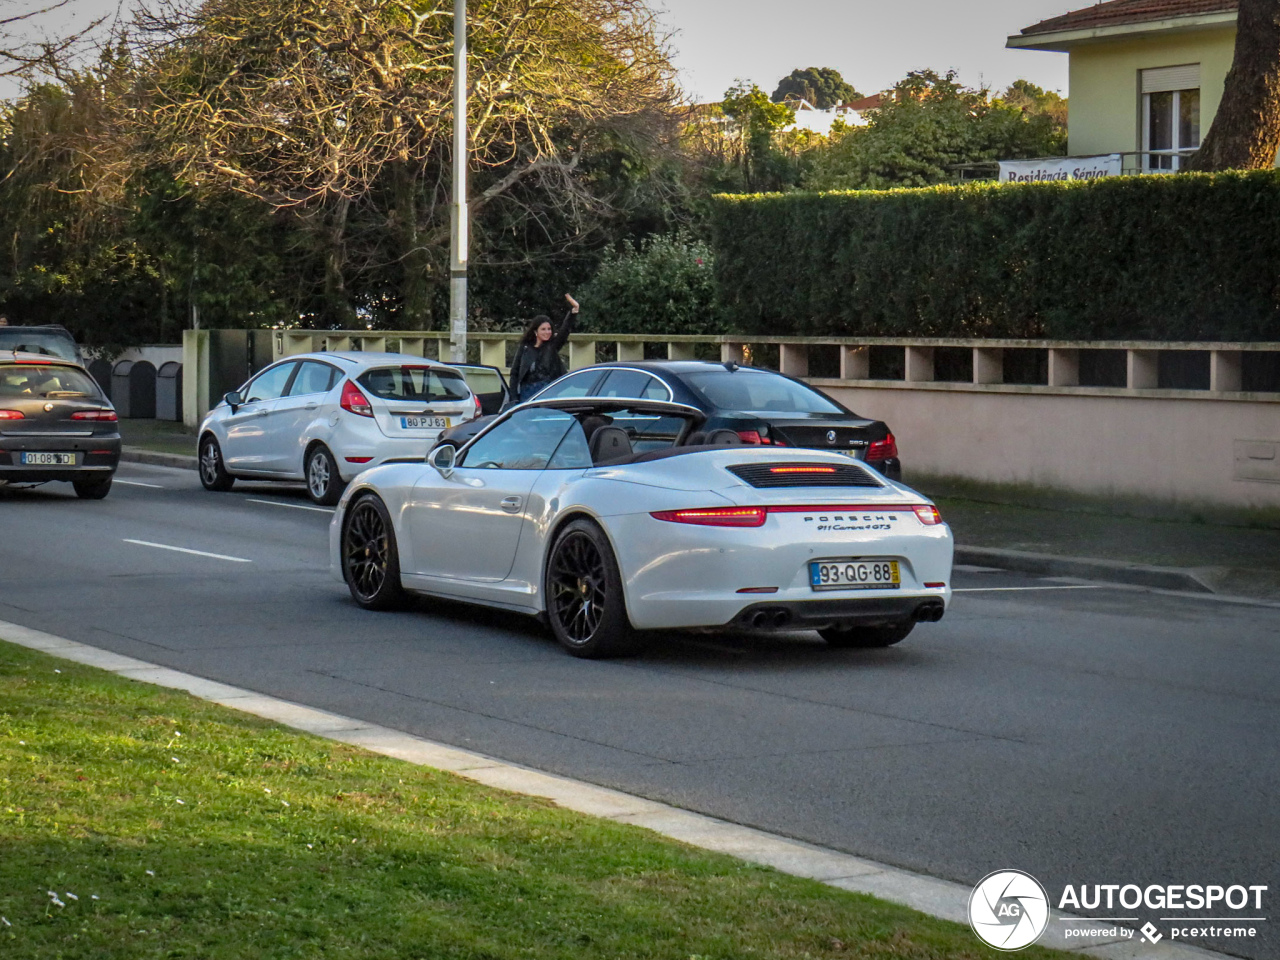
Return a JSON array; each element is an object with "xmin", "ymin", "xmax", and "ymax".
[
  {"xmin": 545, "ymin": 519, "xmax": 640, "ymax": 659},
  {"xmin": 342, "ymin": 495, "xmax": 406, "ymax": 610}
]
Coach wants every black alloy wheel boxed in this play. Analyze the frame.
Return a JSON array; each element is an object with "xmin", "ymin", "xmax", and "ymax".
[
  {"xmin": 199, "ymin": 435, "xmax": 235, "ymax": 492},
  {"xmin": 342, "ymin": 495, "xmax": 406, "ymax": 610},
  {"xmin": 72, "ymin": 476, "xmax": 112, "ymax": 500},
  {"xmin": 306, "ymin": 445, "xmax": 345, "ymax": 506},
  {"xmin": 819, "ymin": 621, "xmax": 915, "ymax": 648},
  {"xmin": 545, "ymin": 519, "xmax": 640, "ymax": 658}
]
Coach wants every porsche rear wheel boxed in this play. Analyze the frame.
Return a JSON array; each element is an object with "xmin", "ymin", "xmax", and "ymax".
[
  {"xmin": 342, "ymin": 495, "xmax": 406, "ymax": 610},
  {"xmin": 546, "ymin": 519, "xmax": 640, "ymax": 659},
  {"xmin": 819, "ymin": 621, "xmax": 914, "ymax": 648}
]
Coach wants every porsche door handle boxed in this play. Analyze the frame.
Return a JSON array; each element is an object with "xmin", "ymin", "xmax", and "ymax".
[{"xmin": 500, "ymin": 496, "xmax": 523, "ymax": 512}]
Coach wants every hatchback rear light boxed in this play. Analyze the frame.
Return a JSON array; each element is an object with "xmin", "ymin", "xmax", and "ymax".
[
  {"xmin": 340, "ymin": 380, "xmax": 374, "ymax": 417},
  {"xmin": 913, "ymin": 504, "xmax": 942, "ymax": 525},
  {"xmin": 71, "ymin": 410, "xmax": 118, "ymax": 421},
  {"xmin": 651, "ymin": 507, "xmax": 767, "ymax": 528},
  {"xmin": 867, "ymin": 433, "xmax": 898, "ymax": 460},
  {"xmin": 472, "ymin": 393, "xmax": 482, "ymax": 418},
  {"xmin": 0, "ymin": 410, "xmax": 24, "ymax": 420}
]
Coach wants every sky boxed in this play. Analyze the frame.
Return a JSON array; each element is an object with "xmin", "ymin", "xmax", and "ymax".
[
  {"xmin": 1, "ymin": 0, "xmax": 1077, "ymax": 101},
  {"xmin": 654, "ymin": 0, "xmax": 1074, "ymax": 103}
]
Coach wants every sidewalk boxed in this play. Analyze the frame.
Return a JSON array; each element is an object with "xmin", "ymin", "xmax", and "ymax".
[{"xmin": 117, "ymin": 420, "xmax": 1280, "ymax": 600}]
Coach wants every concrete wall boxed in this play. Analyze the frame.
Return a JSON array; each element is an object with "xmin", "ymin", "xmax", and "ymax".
[
  {"xmin": 1067, "ymin": 27, "xmax": 1235, "ymax": 156},
  {"xmin": 820, "ymin": 382, "xmax": 1280, "ymax": 511}
]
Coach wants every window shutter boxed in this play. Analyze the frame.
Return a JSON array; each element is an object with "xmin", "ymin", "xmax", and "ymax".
[{"xmin": 1142, "ymin": 64, "xmax": 1201, "ymax": 93}]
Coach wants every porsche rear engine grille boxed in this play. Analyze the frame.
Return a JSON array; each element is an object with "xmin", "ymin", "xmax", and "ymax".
[{"xmin": 728, "ymin": 462, "xmax": 883, "ymax": 488}]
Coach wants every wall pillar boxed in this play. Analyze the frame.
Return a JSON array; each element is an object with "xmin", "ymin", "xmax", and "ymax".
[
  {"xmin": 1048, "ymin": 348, "xmax": 1080, "ymax": 387},
  {"xmin": 1210, "ymin": 350, "xmax": 1243, "ymax": 392},
  {"xmin": 779, "ymin": 343, "xmax": 809, "ymax": 378},
  {"xmin": 479, "ymin": 339, "xmax": 507, "ymax": 370},
  {"xmin": 840, "ymin": 346, "xmax": 870, "ymax": 380},
  {"xmin": 617, "ymin": 341, "xmax": 644, "ymax": 362},
  {"xmin": 668, "ymin": 342, "xmax": 696, "ymax": 361},
  {"xmin": 721, "ymin": 342, "xmax": 746, "ymax": 365},
  {"xmin": 568, "ymin": 339, "xmax": 597, "ymax": 371},
  {"xmin": 1127, "ymin": 349, "xmax": 1159, "ymax": 389},
  {"xmin": 182, "ymin": 329, "xmax": 210, "ymax": 429},
  {"xmin": 973, "ymin": 347, "xmax": 1004, "ymax": 385},
  {"xmin": 905, "ymin": 346, "xmax": 934, "ymax": 382}
]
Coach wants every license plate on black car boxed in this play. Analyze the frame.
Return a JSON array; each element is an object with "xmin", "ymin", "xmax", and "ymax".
[
  {"xmin": 20, "ymin": 452, "xmax": 78, "ymax": 466},
  {"xmin": 810, "ymin": 559, "xmax": 900, "ymax": 591}
]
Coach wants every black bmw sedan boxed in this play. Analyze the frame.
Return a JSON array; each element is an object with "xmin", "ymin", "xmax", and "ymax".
[
  {"xmin": 0, "ymin": 352, "xmax": 120, "ymax": 498},
  {"xmin": 439, "ymin": 361, "xmax": 901, "ymax": 479}
]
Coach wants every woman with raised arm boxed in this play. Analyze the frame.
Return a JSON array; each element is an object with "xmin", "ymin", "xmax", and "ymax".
[{"xmin": 509, "ymin": 293, "xmax": 579, "ymax": 403}]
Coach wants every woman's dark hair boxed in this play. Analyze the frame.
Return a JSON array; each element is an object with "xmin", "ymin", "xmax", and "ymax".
[{"xmin": 519, "ymin": 314, "xmax": 552, "ymax": 348}]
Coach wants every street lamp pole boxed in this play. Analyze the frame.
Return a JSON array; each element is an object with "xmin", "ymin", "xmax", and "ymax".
[{"xmin": 448, "ymin": 0, "xmax": 468, "ymax": 362}]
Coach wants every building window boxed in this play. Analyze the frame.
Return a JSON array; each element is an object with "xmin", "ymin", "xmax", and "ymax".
[{"xmin": 1141, "ymin": 65, "xmax": 1201, "ymax": 171}]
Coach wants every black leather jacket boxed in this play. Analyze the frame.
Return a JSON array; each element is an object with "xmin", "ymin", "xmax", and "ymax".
[{"xmin": 510, "ymin": 309, "xmax": 575, "ymax": 397}]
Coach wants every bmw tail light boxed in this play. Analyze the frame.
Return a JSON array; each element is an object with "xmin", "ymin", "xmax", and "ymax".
[
  {"xmin": 867, "ymin": 433, "xmax": 898, "ymax": 460},
  {"xmin": 71, "ymin": 410, "xmax": 118, "ymax": 421},
  {"xmin": 340, "ymin": 380, "xmax": 374, "ymax": 417},
  {"xmin": 0, "ymin": 410, "xmax": 24, "ymax": 420},
  {"xmin": 651, "ymin": 507, "xmax": 767, "ymax": 528},
  {"xmin": 913, "ymin": 504, "xmax": 942, "ymax": 525}
]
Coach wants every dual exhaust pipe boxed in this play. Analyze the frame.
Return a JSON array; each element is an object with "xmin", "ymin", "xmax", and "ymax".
[
  {"xmin": 914, "ymin": 600, "xmax": 946, "ymax": 623},
  {"xmin": 749, "ymin": 608, "xmax": 793, "ymax": 630}
]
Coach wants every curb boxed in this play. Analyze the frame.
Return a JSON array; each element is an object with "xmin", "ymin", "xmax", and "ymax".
[
  {"xmin": 120, "ymin": 447, "xmax": 198, "ymax": 470},
  {"xmin": 0, "ymin": 619, "xmax": 1237, "ymax": 960},
  {"xmin": 954, "ymin": 545, "xmax": 1214, "ymax": 594}
]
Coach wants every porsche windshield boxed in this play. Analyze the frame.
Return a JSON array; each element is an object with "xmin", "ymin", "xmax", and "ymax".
[{"xmin": 685, "ymin": 369, "xmax": 844, "ymax": 415}]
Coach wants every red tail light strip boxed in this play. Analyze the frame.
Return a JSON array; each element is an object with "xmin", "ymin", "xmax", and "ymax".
[
  {"xmin": 71, "ymin": 410, "xmax": 118, "ymax": 421},
  {"xmin": 652, "ymin": 504, "xmax": 942, "ymax": 527},
  {"xmin": 768, "ymin": 465, "xmax": 836, "ymax": 474},
  {"xmin": 0, "ymin": 410, "xmax": 24, "ymax": 420}
]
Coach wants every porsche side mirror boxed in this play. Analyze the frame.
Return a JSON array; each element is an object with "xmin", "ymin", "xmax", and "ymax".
[
  {"xmin": 428, "ymin": 443, "xmax": 456, "ymax": 479},
  {"xmin": 224, "ymin": 390, "xmax": 243, "ymax": 412}
]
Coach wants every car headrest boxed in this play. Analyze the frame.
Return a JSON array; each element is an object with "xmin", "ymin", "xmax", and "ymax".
[
  {"xmin": 580, "ymin": 414, "xmax": 613, "ymax": 443},
  {"xmin": 705, "ymin": 429, "xmax": 743, "ymax": 445},
  {"xmin": 684, "ymin": 431, "xmax": 707, "ymax": 446},
  {"xmin": 590, "ymin": 426, "xmax": 633, "ymax": 465}
]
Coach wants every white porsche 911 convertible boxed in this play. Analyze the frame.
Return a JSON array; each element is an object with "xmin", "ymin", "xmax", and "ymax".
[{"xmin": 329, "ymin": 397, "xmax": 953, "ymax": 658}]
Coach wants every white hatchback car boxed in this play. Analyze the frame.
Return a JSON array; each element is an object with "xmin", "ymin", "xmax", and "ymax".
[{"xmin": 197, "ymin": 352, "xmax": 480, "ymax": 504}]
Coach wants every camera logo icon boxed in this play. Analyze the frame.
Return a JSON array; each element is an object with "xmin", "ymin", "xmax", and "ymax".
[{"xmin": 969, "ymin": 869, "xmax": 1051, "ymax": 951}]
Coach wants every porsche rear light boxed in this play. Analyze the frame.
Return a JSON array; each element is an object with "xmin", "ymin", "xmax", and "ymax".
[
  {"xmin": 913, "ymin": 504, "xmax": 942, "ymax": 525},
  {"xmin": 0, "ymin": 410, "xmax": 24, "ymax": 420},
  {"xmin": 651, "ymin": 507, "xmax": 767, "ymax": 528},
  {"xmin": 867, "ymin": 433, "xmax": 897, "ymax": 460},
  {"xmin": 340, "ymin": 380, "xmax": 374, "ymax": 417},
  {"xmin": 71, "ymin": 410, "xmax": 118, "ymax": 421},
  {"xmin": 768, "ymin": 465, "xmax": 836, "ymax": 475}
]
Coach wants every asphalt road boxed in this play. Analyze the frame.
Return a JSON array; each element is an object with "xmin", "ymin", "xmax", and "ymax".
[{"xmin": 3, "ymin": 464, "xmax": 1278, "ymax": 959}]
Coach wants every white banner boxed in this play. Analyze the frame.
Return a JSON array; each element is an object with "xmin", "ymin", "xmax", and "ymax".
[{"xmin": 998, "ymin": 155, "xmax": 1122, "ymax": 184}]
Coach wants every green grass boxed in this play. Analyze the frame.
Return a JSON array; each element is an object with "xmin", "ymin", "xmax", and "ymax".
[
  {"xmin": 0, "ymin": 640, "xmax": 1071, "ymax": 960},
  {"xmin": 118, "ymin": 419, "xmax": 197, "ymax": 457}
]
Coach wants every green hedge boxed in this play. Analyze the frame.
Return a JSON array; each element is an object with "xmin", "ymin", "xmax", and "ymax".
[{"xmin": 710, "ymin": 170, "xmax": 1280, "ymax": 341}]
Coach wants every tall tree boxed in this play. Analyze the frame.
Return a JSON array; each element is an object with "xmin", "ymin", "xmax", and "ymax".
[
  {"xmin": 129, "ymin": 0, "xmax": 679, "ymax": 327},
  {"xmin": 1188, "ymin": 0, "xmax": 1280, "ymax": 171},
  {"xmin": 771, "ymin": 67, "xmax": 859, "ymax": 109}
]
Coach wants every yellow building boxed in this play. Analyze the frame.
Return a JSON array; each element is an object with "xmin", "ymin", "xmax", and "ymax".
[{"xmin": 1007, "ymin": 0, "xmax": 1237, "ymax": 171}]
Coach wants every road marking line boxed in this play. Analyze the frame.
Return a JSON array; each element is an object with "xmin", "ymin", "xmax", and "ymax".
[
  {"xmin": 246, "ymin": 498, "xmax": 334, "ymax": 514},
  {"xmin": 953, "ymin": 585, "xmax": 1105, "ymax": 593},
  {"xmin": 122, "ymin": 539, "xmax": 252, "ymax": 563},
  {"xmin": 113, "ymin": 479, "xmax": 165, "ymax": 489}
]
